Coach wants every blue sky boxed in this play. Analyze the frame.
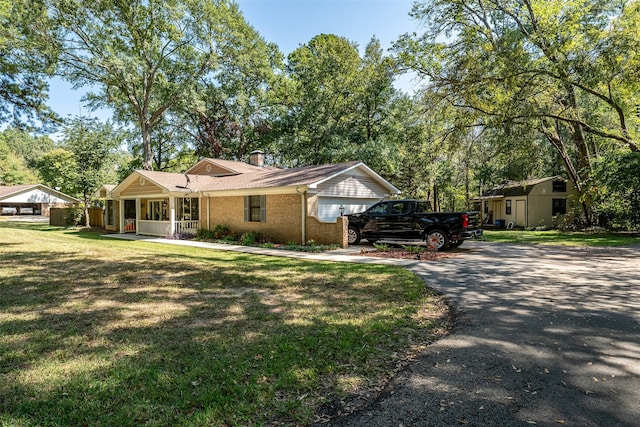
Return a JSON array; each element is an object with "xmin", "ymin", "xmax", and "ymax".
[{"xmin": 46, "ymin": 0, "xmax": 421, "ymax": 121}]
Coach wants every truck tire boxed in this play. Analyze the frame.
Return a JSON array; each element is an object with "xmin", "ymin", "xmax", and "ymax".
[
  {"xmin": 348, "ymin": 226, "xmax": 361, "ymax": 245},
  {"xmin": 426, "ymin": 229, "xmax": 449, "ymax": 251}
]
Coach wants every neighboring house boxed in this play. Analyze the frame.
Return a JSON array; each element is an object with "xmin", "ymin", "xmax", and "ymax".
[
  {"xmin": 473, "ymin": 176, "xmax": 577, "ymax": 228},
  {"xmin": 0, "ymin": 184, "xmax": 79, "ymax": 216},
  {"xmin": 100, "ymin": 151, "xmax": 400, "ymax": 247}
]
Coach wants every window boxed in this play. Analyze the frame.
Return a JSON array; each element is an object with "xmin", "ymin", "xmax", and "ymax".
[
  {"xmin": 390, "ymin": 201, "xmax": 411, "ymax": 215},
  {"xmin": 506, "ymin": 200, "xmax": 512, "ymax": 215},
  {"xmin": 106, "ymin": 200, "xmax": 115, "ymax": 226},
  {"xmin": 552, "ymin": 199, "xmax": 567, "ymax": 215},
  {"xmin": 552, "ymin": 180, "xmax": 567, "ymax": 192},
  {"xmin": 149, "ymin": 200, "xmax": 168, "ymax": 221},
  {"xmin": 177, "ymin": 197, "xmax": 199, "ymax": 221},
  {"xmin": 244, "ymin": 195, "xmax": 266, "ymax": 222},
  {"xmin": 368, "ymin": 202, "xmax": 388, "ymax": 215}
]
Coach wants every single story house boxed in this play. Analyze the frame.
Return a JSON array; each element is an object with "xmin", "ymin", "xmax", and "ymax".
[
  {"xmin": 473, "ymin": 176, "xmax": 578, "ymax": 228},
  {"xmin": 0, "ymin": 184, "xmax": 79, "ymax": 216},
  {"xmin": 99, "ymin": 151, "xmax": 400, "ymax": 247}
]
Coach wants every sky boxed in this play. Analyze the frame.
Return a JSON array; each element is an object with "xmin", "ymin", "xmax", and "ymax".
[{"xmin": 46, "ymin": 0, "xmax": 422, "ymax": 122}]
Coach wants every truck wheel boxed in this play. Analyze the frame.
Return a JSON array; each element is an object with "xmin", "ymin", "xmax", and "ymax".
[
  {"xmin": 426, "ymin": 229, "xmax": 449, "ymax": 251},
  {"xmin": 348, "ymin": 226, "xmax": 361, "ymax": 245}
]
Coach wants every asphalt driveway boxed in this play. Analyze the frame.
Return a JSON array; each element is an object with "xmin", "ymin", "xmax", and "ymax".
[{"xmin": 329, "ymin": 241, "xmax": 640, "ymax": 426}]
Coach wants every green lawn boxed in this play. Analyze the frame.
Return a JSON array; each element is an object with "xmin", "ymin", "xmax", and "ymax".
[
  {"xmin": 484, "ymin": 229, "xmax": 640, "ymax": 246},
  {"xmin": 0, "ymin": 222, "xmax": 450, "ymax": 426}
]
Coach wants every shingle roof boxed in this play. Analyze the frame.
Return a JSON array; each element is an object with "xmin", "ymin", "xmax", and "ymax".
[
  {"xmin": 0, "ymin": 184, "xmax": 80, "ymax": 202},
  {"xmin": 483, "ymin": 176, "xmax": 565, "ymax": 197},
  {"xmin": 0, "ymin": 184, "xmax": 39, "ymax": 199},
  {"xmin": 134, "ymin": 161, "xmax": 364, "ymax": 193}
]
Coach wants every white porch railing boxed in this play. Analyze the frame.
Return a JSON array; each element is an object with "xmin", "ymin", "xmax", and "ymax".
[
  {"xmin": 176, "ymin": 220, "xmax": 200, "ymax": 235},
  {"xmin": 138, "ymin": 220, "xmax": 170, "ymax": 236}
]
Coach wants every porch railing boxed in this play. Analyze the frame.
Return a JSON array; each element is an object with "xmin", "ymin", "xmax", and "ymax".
[
  {"xmin": 176, "ymin": 220, "xmax": 200, "ymax": 235},
  {"xmin": 124, "ymin": 218, "xmax": 136, "ymax": 232},
  {"xmin": 138, "ymin": 220, "xmax": 169, "ymax": 236}
]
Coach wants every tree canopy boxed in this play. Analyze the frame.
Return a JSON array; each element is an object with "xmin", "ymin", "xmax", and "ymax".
[{"xmin": 1, "ymin": 0, "xmax": 638, "ymax": 229}]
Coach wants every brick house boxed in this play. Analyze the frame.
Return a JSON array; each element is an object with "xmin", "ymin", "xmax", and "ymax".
[{"xmin": 99, "ymin": 152, "xmax": 400, "ymax": 247}]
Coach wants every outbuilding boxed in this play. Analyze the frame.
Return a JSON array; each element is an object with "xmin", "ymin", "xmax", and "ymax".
[
  {"xmin": 473, "ymin": 176, "xmax": 578, "ymax": 228},
  {"xmin": 0, "ymin": 184, "xmax": 79, "ymax": 216}
]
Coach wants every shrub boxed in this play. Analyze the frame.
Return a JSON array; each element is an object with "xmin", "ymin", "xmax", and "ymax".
[
  {"xmin": 240, "ymin": 231, "xmax": 258, "ymax": 246},
  {"xmin": 373, "ymin": 243, "xmax": 391, "ymax": 252},
  {"xmin": 401, "ymin": 245, "xmax": 425, "ymax": 254},
  {"xmin": 65, "ymin": 206, "xmax": 84, "ymax": 226}
]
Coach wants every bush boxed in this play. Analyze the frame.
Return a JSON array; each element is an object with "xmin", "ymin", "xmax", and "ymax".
[
  {"xmin": 65, "ymin": 206, "xmax": 84, "ymax": 226},
  {"xmin": 401, "ymin": 245, "xmax": 425, "ymax": 254},
  {"xmin": 240, "ymin": 231, "xmax": 258, "ymax": 246},
  {"xmin": 373, "ymin": 243, "xmax": 391, "ymax": 252}
]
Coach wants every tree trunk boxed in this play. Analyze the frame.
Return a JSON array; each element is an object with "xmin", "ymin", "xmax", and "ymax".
[{"xmin": 142, "ymin": 122, "xmax": 153, "ymax": 171}]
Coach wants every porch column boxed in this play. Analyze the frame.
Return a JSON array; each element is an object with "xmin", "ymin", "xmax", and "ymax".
[
  {"xmin": 135, "ymin": 198, "xmax": 141, "ymax": 235},
  {"xmin": 118, "ymin": 199, "xmax": 125, "ymax": 233},
  {"xmin": 169, "ymin": 197, "xmax": 176, "ymax": 235}
]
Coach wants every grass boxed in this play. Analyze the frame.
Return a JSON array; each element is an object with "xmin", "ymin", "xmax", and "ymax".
[
  {"xmin": 484, "ymin": 229, "xmax": 640, "ymax": 246},
  {"xmin": 0, "ymin": 222, "xmax": 450, "ymax": 426}
]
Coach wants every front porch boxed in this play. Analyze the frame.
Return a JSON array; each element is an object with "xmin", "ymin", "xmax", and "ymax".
[{"xmin": 119, "ymin": 196, "xmax": 201, "ymax": 237}]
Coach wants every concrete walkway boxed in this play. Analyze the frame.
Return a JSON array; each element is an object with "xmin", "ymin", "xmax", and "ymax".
[{"xmin": 106, "ymin": 235, "xmax": 640, "ymax": 426}]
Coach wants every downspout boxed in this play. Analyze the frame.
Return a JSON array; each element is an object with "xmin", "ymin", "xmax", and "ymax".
[{"xmin": 296, "ymin": 187, "xmax": 307, "ymax": 244}]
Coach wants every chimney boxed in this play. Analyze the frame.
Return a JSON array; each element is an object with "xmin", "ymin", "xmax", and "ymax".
[{"xmin": 249, "ymin": 150, "xmax": 265, "ymax": 167}]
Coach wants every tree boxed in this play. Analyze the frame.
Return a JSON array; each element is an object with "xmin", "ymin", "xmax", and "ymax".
[
  {"xmin": 189, "ymin": 28, "xmax": 282, "ymax": 161},
  {"xmin": 0, "ymin": 0, "xmax": 57, "ymax": 128},
  {"xmin": 0, "ymin": 127, "xmax": 54, "ymax": 168},
  {"xmin": 0, "ymin": 138, "xmax": 40, "ymax": 184},
  {"xmin": 396, "ymin": 0, "xmax": 640, "ymax": 223},
  {"xmin": 282, "ymin": 34, "xmax": 363, "ymax": 165},
  {"xmin": 39, "ymin": 0, "xmax": 267, "ymax": 170},
  {"xmin": 38, "ymin": 116, "xmax": 122, "ymax": 226},
  {"xmin": 37, "ymin": 147, "xmax": 77, "ymax": 194}
]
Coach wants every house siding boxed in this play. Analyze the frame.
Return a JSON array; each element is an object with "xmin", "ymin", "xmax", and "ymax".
[
  {"xmin": 528, "ymin": 180, "xmax": 576, "ymax": 227},
  {"xmin": 208, "ymin": 194, "xmax": 304, "ymax": 243},
  {"xmin": 188, "ymin": 161, "xmax": 236, "ymax": 176},
  {"xmin": 207, "ymin": 193, "xmax": 348, "ymax": 246},
  {"xmin": 317, "ymin": 173, "xmax": 388, "ymax": 198},
  {"xmin": 120, "ymin": 179, "xmax": 164, "ymax": 197}
]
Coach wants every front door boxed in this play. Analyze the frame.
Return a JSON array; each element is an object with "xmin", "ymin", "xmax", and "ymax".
[
  {"xmin": 516, "ymin": 200, "xmax": 526, "ymax": 227},
  {"xmin": 123, "ymin": 199, "xmax": 136, "ymax": 232}
]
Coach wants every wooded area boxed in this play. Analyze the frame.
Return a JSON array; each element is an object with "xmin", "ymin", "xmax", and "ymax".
[{"xmin": 1, "ymin": 0, "xmax": 639, "ymax": 229}]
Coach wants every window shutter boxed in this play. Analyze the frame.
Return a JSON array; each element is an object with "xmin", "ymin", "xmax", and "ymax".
[
  {"xmin": 244, "ymin": 196, "xmax": 249, "ymax": 222},
  {"xmin": 260, "ymin": 195, "xmax": 266, "ymax": 222}
]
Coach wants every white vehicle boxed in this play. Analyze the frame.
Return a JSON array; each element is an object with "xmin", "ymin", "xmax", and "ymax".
[{"xmin": 2, "ymin": 207, "xmax": 17, "ymax": 215}]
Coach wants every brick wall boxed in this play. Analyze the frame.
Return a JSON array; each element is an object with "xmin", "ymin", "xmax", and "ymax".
[
  {"xmin": 207, "ymin": 194, "xmax": 348, "ymax": 247},
  {"xmin": 306, "ymin": 216, "xmax": 348, "ymax": 247}
]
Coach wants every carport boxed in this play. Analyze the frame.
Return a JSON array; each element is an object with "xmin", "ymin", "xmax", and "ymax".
[{"xmin": 0, "ymin": 184, "xmax": 79, "ymax": 216}]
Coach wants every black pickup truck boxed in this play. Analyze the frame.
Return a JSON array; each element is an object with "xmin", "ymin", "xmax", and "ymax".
[{"xmin": 346, "ymin": 199, "xmax": 482, "ymax": 250}]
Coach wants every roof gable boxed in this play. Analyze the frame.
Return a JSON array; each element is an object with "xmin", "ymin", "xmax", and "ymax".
[
  {"xmin": 185, "ymin": 158, "xmax": 273, "ymax": 176},
  {"xmin": 0, "ymin": 184, "xmax": 79, "ymax": 203}
]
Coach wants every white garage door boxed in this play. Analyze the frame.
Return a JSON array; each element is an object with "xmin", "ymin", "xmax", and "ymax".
[{"xmin": 317, "ymin": 198, "xmax": 377, "ymax": 222}]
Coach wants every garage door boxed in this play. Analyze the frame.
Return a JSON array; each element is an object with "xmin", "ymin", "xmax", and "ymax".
[{"xmin": 317, "ymin": 198, "xmax": 377, "ymax": 222}]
